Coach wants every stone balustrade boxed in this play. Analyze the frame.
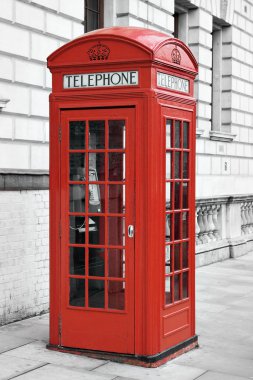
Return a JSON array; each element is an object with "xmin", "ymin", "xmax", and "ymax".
[{"xmin": 195, "ymin": 195, "xmax": 253, "ymax": 266}]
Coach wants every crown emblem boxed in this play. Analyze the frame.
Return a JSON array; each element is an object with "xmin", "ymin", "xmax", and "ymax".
[
  {"xmin": 87, "ymin": 41, "xmax": 110, "ymax": 61},
  {"xmin": 171, "ymin": 46, "xmax": 181, "ymax": 65}
]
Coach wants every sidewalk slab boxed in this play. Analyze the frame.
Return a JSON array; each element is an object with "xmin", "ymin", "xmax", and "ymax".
[
  {"xmin": 93, "ymin": 361, "xmax": 206, "ymax": 380},
  {"xmin": 8, "ymin": 364, "xmax": 116, "ymax": 380},
  {"xmin": 0, "ymin": 333, "xmax": 34, "ymax": 354},
  {"xmin": 4, "ymin": 341, "xmax": 108, "ymax": 371},
  {"xmin": 0, "ymin": 355, "xmax": 47, "ymax": 380},
  {"xmin": 197, "ymin": 371, "xmax": 249, "ymax": 380}
]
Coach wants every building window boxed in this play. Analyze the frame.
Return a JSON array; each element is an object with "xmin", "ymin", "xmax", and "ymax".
[{"xmin": 85, "ymin": 0, "xmax": 104, "ymax": 33}]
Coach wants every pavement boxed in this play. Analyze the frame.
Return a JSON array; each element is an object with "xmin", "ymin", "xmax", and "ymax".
[{"xmin": 0, "ymin": 251, "xmax": 252, "ymax": 380}]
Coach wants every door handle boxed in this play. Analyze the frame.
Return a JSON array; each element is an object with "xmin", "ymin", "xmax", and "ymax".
[{"xmin": 128, "ymin": 225, "xmax": 134, "ymax": 238}]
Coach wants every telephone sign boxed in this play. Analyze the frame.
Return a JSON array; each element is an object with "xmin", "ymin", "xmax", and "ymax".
[
  {"xmin": 48, "ymin": 27, "xmax": 198, "ymax": 367},
  {"xmin": 64, "ymin": 70, "xmax": 139, "ymax": 89}
]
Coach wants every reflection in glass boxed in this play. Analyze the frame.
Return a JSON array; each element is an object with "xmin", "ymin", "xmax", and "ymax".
[
  {"xmin": 70, "ymin": 121, "xmax": 85, "ymax": 150},
  {"xmin": 165, "ymin": 182, "xmax": 171, "ymax": 210},
  {"xmin": 88, "ymin": 216, "xmax": 105, "ymax": 245},
  {"xmin": 108, "ymin": 217, "xmax": 124, "ymax": 246},
  {"xmin": 89, "ymin": 184, "xmax": 104, "ymax": 213},
  {"xmin": 183, "ymin": 242, "xmax": 188, "ymax": 268},
  {"xmin": 183, "ymin": 182, "xmax": 188, "ymax": 209},
  {"xmin": 109, "ymin": 185, "xmax": 125, "ymax": 213},
  {"xmin": 108, "ymin": 249, "xmax": 125, "ymax": 277},
  {"xmin": 182, "ymin": 212, "xmax": 188, "ymax": 239},
  {"xmin": 175, "ymin": 120, "xmax": 181, "ymax": 148},
  {"xmin": 165, "ymin": 246, "xmax": 171, "ymax": 274},
  {"xmin": 165, "ymin": 276, "xmax": 172, "ymax": 304},
  {"xmin": 165, "ymin": 214, "xmax": 170, "ymax": 241},
  {"xmin": 69, "ymin": 184, "xmax": 85, "ymax": 213},
  {"xmin": 174, "ymin": 244, "xmax": 181, "ymax": 271},
  {"xmin": 108, "ymin": 281, "xmax": 125, "ymax": 310},
  {"xmin": 88, "ymin": 280, "xmax": 104, "ymax": 308},
  {"xmin": 69, "ymin": 153, "xmax": 85, "ymax": 181},
  {"xmin": 174, "ymin": 182, "xmax": 181, "ymax": 210},
  {"xmin": 183, "ymin": 272, "xmax": 188, "ymax": 298},
  {"xmin": 175, "ymin": 152, "xmax": 180, "ymax": 178},
  {"xmin": 70, "ymin": 247, "xmax": 85, "ymax": 275},
  {"xmin": 89, "ymin": 153, "xmax": 105, "ymax": 181},
  {"xmin": 183, "ymin": 121, "xmax": 189, "ymax": 149},
  {"xmin": 89, "ymin": 120, "xmax": 105, "ymax": 149},
  {"xmin": 174, "ymin": 213, "xmax": 181, "ymax": 240},
  {"xmin": 109, "ymin": 153, "xmax": 125, "ymax": 181},
  {"xmin": 69, "ymin": 278, "xmax": 85, "ymax": 307},
  {"xmin": 109, "ymin": 120, "xmax": 125, "ymax": 149},
  {"xmin": 166, "ymin": 152, "xmax": 171, "ymax": 179},
  {"xmin": 69, "ymin": 216, "xmax": 85, "ymax": 244},
  {"xmin": 87, "ymin": 0, "xmax": 99, "ymax": 11},
  {"xmin": 89, "ymin": 248, "xmax": 105, "ymax": 277},
  {"xmin": 174, "ymin": 274, "xmax": 180, "ymax": 301},
  {"xmin": 183, "ymin": 152, "xmax": 189, "ymax": 179},
  {"xmin": 166, "ymin": 119, "xmax": 172, "ymax": 149}
]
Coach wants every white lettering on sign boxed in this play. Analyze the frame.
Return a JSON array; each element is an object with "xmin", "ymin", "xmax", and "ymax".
[
  {"xmin": 63, "ymin": 71, "xmax": 138, "ymax": 89},
  {"xmin": 157, "ymin": 72, "xmax": 189, "ymax": 93}
]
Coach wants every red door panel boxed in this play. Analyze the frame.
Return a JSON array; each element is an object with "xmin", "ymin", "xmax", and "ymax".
[{"xmin": 60, "ymin": 108, "xmax": 135, "ymax": 353}]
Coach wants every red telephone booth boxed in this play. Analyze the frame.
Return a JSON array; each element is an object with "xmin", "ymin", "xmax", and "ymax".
[{"xmin": 47, "ymin": 27, "xmax": 198, "ymax": 367}]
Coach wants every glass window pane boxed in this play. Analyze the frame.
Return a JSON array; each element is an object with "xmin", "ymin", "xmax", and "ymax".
[
  {"xmin": 108, "ymin": 249, "xmax": 125, "ymax": 277},
  {"xmin": 183, "ymin": 182, "xmax": 188, "ymax": 209},
  {"xmin": 70, "ymin": 121, "xmax": 85, "ymax": 150},
  {"xmin": 175, "ymin": 120, "xmax": 181, "ymax": 148},
  {"xmin": 174, "ymin": 182, "xmax": 181, "ymax": 210},
  {"xmin": 88, "ymin": 280, "xmax": 104, "ymax": 308},
  {"xmin": 108, "ymin": 217, "xmax": 125, "ymax": 246},
  {"xmin": 69, "ymin": 184, "xmax": 85, "ymax": 213},
  {"xmin": 174, "ymin": 213, "xmax": 181, "ymax": 241},
  {"xmin": 69, "ymin": 216, "xmax": 85, "ymax": 244},
  {"xmin": 166, "ymin": 152, "xmax": 171, "ymax": 179},
  {"xmin": 69, "ymin": 278, "xmax": 85, "ymax": 307},
  {"xmin": 183, "ymin": 272, "xmax": 189, "ymax": 298},
  {"xmin": 89, "ymin": 184, "xmax": 104, "ymax": 213},
  {"xmin": 166, "ymin": 119, "xmax": 172, "ymax": 149},
  {"xmin": 165, "ymin": 214, "xmax": 170, "ymax": 242},
  {"xmin": 108, "ymin": 281, "xmax": 125, "ymax": 310},
  {"xmin": 89, "ymin": 154, "xmax": 105, "ymax": 181},
  {"xmin": 165, "ymin": 245, "xmax": 171, "ymax": 274},
  {"xmin": 89, "ymin": 248, "xmax": 105, "ymax": 277},
  {"xmin": 183, "ymin": 152, "xmax": 189, "ymax": 179},
  {"xmin": 88, "ymin": 216, "xmax": 105, "ymax": 245},
  {"xmin": 89, "ymin": 120, "xmax": 105, "ymax": 149},
  {"xmin": 70, "ymin": 247, "xmax": 85, "ymax": 275},
  {"xmin": 69, "ymin": 153, "xmax": 85, "ymax": 181},
  {"xmin": 175, "ymin": 152, "xmax": 180, "ymax": 179},
  {"xmin": 87, "ymin": 0, "xmax": 99, "ymax": 12},
  {"xmin": 165, "ymin": 277, "xmax": 172, "ymax": 304},
  {"xmin": 109, "ymin": 120, "xmax": 125, "ymax": 149},
  {"xmin": 183, "ymin": 121, "xmax": 189, "ymax": 149},
  {"xmin": 174, "ymin": 274, "xmax": 180, "ymax": 301},
  {"xmin": 182, "ymin": 212, "xmax": 188, "ymax": 239},
  {"xmin": 87, "ymin": 10, "xmax": 99, "ymax": 31},
  {"xmin": 109, "ymin": 185, "xmax": 125, "ymax": 213},
  {"xmin": 174, "ymin": 244, "xmax": 181, "ymax": 271},
  {"xmin": 183, "ymin": 242, "xmax": 188, "ymax": 268},
  {"xmin": 165, "ymin": 182, "xmax": 171, "ymax": 210},
  {"xmin": 109, "ymin": 153, "xmax": 125, "ymax": 181}
]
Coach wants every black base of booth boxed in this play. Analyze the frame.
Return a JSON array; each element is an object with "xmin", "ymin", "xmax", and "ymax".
[{"xmin": 47, "ymin": 335, "xmax": 198, "ymax": 368}]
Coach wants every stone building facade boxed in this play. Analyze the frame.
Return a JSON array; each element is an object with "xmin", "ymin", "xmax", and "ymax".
[{"xmin": 0, "ymin": 0, "xmax": 252, "ymax": 324}]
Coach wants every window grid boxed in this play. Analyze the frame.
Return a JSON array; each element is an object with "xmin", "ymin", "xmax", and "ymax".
[
  {"xmin": 165, "ymin": 118, "xmax": 190, "ymax": 306},
  {"xmin": 68, "ymin": 118, "xmax": 126, "ymax": 312}
]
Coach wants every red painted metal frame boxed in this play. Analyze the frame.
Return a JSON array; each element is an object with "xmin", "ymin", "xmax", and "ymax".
[{"xmin": 48, "ymin": 27, "xmax": 198, "ymax": 364}]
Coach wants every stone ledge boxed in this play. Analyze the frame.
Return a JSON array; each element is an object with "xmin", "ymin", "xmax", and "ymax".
[
  {"xmin": 209, "ymin": 130, "xmax": 236, "ymax": 142},
  {"xmin": 0, "ymin": 173, "xmax": 49, "ymax": 190}
]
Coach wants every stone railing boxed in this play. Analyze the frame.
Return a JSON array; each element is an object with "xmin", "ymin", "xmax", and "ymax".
[{"xmin": 195, "ymin": 195, "xmax": 253, "ymax": 266}]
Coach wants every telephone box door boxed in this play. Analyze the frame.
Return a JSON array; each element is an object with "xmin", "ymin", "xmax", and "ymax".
[{"xmin": 60, "ymin": 108, "xmax": 135, "ymax": 353}]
